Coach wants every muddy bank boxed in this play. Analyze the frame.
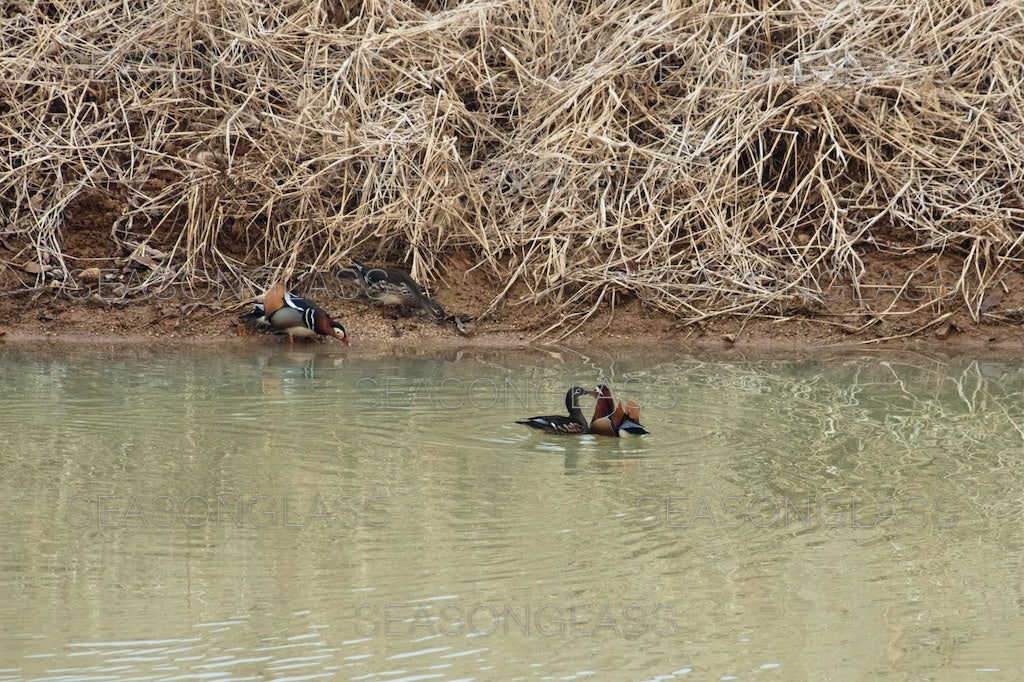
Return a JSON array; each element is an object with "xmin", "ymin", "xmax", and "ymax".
[
  {"xmin": 5, "ymin": 1, "xmax": 1024, "ymax": 357},
  {"xmin": 3, "ymin": 213, "xmax": 1023, "ymax": 350},
  {"xmin": 2, "ymin": 263, "xmax": 1023, "ymax": 352}
]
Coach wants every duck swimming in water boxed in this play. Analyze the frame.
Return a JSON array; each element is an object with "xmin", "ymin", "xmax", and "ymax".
[
  {"xmin": 516, "ymin": 386, "xmax": 599, "ymax": 435},
  {"xmin": 590, "ymin": 385, "xmax": 648, "ymax": 437}
]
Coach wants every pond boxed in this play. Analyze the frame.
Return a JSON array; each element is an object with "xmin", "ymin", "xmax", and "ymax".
[{"xmin": 1, "ymin": 344, "xmax": 1022, "ymax": 680}]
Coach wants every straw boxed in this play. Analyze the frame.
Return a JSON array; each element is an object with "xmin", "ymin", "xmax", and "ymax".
[{"xmin": 2, "ymin": 0, "xmax": 1022, "ymax": 335}]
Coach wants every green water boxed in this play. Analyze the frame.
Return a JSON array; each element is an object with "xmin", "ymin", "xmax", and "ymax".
[{"xmin": 1, "ymin": 344, "xmax": 1022, "ymax": 680}]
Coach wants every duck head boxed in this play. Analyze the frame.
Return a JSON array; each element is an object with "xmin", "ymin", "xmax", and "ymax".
[
  {"xmin": 330, "ymin": 321, "xmax": 350, "ymax": 345},
  {"xmin": 565, "ymin": 386, "xmax": 599, "ymax": 413},
  {"xmin": 591, "ymin": 384, "xmax": 615, "ymax": 422}
]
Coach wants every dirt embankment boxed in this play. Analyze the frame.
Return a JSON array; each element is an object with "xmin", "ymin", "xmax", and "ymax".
[
  {"xmin": 2, "ymin": 219, "xmax": 1023, "ymax": 350},
  {"xmin": 3, "ymin": 2, "xmax": 1024, "ymax": 350}
]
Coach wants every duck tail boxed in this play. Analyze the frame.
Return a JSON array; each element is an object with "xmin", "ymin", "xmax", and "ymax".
[{"xmin": 241, "ymin": 303, "xmax": 268, "ymax": 325}]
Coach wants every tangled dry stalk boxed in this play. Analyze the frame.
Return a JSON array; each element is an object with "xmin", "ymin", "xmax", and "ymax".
[{"xmin": 2, "ymin": 0, "xmax": 1023, "ymax": 336}]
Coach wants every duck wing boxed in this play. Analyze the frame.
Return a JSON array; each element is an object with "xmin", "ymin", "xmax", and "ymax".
[
  {"xmin": 625, "ymin": 399, "xmax": 641, "ymax": 423},
  {"xmin": 262, "ymin": 283, "xmax": 287, "ymax": 317},
  {"xmin": 241, "ymin": 303, "xmax": 269, "ymax": 326},
  {"xmin": 281, "ymin": 292, "xmax": 338, "ymax": 335},
  {"xmin": 516, "ymin": 415, "xmax": 587, "ymax": 435}
]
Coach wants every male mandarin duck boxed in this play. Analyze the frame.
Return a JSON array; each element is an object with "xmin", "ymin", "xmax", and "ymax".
[
  {"xmin": 243, "ymin": 283, "xmax": 349, "ymax": 344},
  {"xmin": 516, "ymin": 386, "xmax": 599, "ymax": 435},
  {"xmin": 351, "ymin": 260, "xmax": 446, "ymax": 319},
  {"xmin": 590, "ymin": 385, "xmax": 649, "ymax": 437}
]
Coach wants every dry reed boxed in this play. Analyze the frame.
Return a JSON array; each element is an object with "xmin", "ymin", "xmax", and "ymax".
[{"xmin": 2, "ymin": 0, "xmax": 1023, "ymax": 335}]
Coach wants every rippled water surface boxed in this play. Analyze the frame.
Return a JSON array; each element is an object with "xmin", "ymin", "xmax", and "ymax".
[{"xmin": 1, "ymin": 343, "xmax": 1023, "ymax": 680}]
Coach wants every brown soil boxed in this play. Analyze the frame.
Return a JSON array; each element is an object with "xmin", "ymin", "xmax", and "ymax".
[
  {"xmin": 2, "ymin": 251, "xmax": 1023, "ymax": 353},
  {"xmin": 3, "ymin": 204, "xmax": 1024, "ymax": 350}
]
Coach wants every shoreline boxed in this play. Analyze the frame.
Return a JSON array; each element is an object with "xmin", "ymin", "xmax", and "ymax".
[
  {"xmin": 5, "ymin": 242, "xmax": 1024, "ymax": 356},
  {"xmin": 2, "ymin": 270, "xmax": 1023, "ymax": 354},
  {"xmin": 2, "ymin": 300, "xmax": 1023, "ymax": 355}
]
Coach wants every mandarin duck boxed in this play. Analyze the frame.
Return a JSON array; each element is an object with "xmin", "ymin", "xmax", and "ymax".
[
  {"xmin": 243, "ymin": 283, "xmax": 349, "ymax": 344},
  {"xmin": 351, "ymin": 260, "xmax": 446, "ymax": 319},
  {"xmin": 590, "ymin": 385, "xmax": 648, "ymax": 437},
  {"xmin": 516, "ymin": 386, "xmax": 599, "ymax": 435}
]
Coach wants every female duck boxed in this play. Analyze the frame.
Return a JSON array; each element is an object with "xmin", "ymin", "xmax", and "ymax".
[
  {"xmin": 351, "ymin": 260, "xmax": 446, "ymax": 319},
  {"xmin": 517, "ymin": 386, "xmax": 598, "ymax": 435}
]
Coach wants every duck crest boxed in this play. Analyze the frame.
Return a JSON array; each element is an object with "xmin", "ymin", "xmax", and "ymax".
[{"xmin": 309, "ymin": 306, "xmax": 334, "ymax": 336}]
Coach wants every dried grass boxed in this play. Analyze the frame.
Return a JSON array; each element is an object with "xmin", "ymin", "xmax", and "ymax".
[{"xmin": 3, "ymin": 0, "xmax": 1023, "ymax": 335}]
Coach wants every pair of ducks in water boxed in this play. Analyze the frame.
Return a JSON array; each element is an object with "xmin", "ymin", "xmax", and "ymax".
[
  {"xmin": 244, "ymin": 261, "xmax": 445, "ymax": 344},
  {"xmin": 518, "ymin": 385, "xmax": 649, "ymax": 437}
]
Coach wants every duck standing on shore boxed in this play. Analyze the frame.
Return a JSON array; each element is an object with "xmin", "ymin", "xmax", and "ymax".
[
  {"xmin": 516, "ymin": 386, "xmax": 599, "ymax": 435},
  {"xmin": 350, "ymin": 260, "xmax": 446, "ymax": 320},
  {"xmin": 243, "ymin": 283, "xmax": 349, "ymax": 345}
]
